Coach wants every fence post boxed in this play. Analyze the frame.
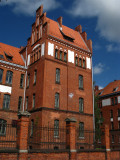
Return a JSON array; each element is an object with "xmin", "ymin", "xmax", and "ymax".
[
  {"xmin": 105, "ymin": 124, "xmax": 111, "ymax": 160},
  {"xmin": 17, "ymin": 111, "xmax": 31, "ymax": 160},
  {"xmin": 65, "ymin": 117, "xmax": 77, "ymax": 160}
]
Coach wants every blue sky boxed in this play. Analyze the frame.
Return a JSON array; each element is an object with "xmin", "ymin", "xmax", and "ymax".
[{"xmin": 0, "ymin": 0, "xmax": 120, "ymax": 89}]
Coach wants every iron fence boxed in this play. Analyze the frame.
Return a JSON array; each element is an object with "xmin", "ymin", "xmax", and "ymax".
[
  {"xmin": 76, "ymin": 129, "xmax": 105, "ymax": 151},
  {"xmin": 28, "ymin": 126, "xmax": 67, "ymax": 152},
  {"xmin": 110, "ymin": 130, "xmax": 120, "ymax": 150},
  {"xmin": 0, "ymin": 123, "xmax": 17, "ymax": 149}
]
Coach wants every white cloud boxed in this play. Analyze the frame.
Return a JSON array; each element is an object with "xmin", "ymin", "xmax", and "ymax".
[
  {"xmin": 106, "ymin": 44, "xmax": 120, "ymax": 52},
  {"xmin": 93, "ymin": 63, "xmax": 104, "ymax": 75},
  {"xmin": 0, "ymin": 0, "xmax": 60, "ymax": 16},
  {"xmin": 68, "ymin": 0, "xmax": 120, "ymax": 43},
  {"xmin": 99, "ymin": 86, "xmax": 103, "ymax": 90}
]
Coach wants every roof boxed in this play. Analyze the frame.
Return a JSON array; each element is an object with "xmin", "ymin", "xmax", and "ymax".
[
  {"xmin": 46, "ymin": 18, "xmax": 90, "ymax": 52},
  {"xmin": 96, "ymin": 80, "xmax": 120, "ymax": 97},
  {"xmin": 0, "ymin": 42, "xmax": 25, "ymax": 66}
]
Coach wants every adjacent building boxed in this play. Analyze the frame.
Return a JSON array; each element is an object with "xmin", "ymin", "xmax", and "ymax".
[
  {"xmin": 95, "ymin": 80, "xmax": 120, "ymax": 147},
  {"xmin": 0, "ymin": 42, "xmax": 26, "ymax": 131}
]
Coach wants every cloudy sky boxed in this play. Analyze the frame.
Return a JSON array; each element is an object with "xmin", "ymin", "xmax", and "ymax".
[{"xmin": 0, "ymin": 0, "xmax": 120, "ymax": 88}]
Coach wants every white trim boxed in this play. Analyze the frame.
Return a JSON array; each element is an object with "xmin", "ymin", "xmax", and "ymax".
[
  {"xmin": 106, "ymin": 149, "xmax": 111, "ymax": 151},
  {"xmin": 70, "ymin": 149, "xmax": 77, "ymax": 152},
  {"xmin": 32, "ymin": 44, "xmax": 40, "ymax": 51},
  {"xmin": 0, "ymin": 60, "xmax": 26, "ymax": 69},
  {"xmin": 19, "ymin": 150, "xmax": 28, "ymax": 153}
]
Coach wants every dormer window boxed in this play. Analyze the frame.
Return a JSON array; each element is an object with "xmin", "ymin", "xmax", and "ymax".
[
  {"xmin": 4, "ymin": 52, "xmax": 13, "ymax": 61},
  {"xmin": 113, "ymin": 87, "xmax": 118, "ymax": 92},
  {"xmin": 98, "ymin": 91, "xmax": 103, "ymax": 96}
]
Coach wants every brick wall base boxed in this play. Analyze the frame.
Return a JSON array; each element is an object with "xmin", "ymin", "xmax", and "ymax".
[{"xmin": 1, "ymin": 151, "xmax": 120, "ymax": 160}]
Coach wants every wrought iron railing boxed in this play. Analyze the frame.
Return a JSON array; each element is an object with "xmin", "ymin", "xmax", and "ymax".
[
  {"xmin": 0, "ymin": 123, "xmax": 17, "ymax": 149},
  {"xmin": 28, "ymin": 126, "xmax": 67, "ymax": 152},
  {"xmin": 76, "ymin": 129, "xmax": 105, "ymax": 151}
]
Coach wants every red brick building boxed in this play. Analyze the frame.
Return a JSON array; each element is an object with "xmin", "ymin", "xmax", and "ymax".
[
  {"xmin": 0, "ymin": 42, "xmax": 26, "ymax": 132},
  {"xmin": 95, "ymin": 80, "xmax": 120, "ymax": 146},
  {"xmin": 20, "ymin": 5, "xmax": 93, "ymax": 134}
]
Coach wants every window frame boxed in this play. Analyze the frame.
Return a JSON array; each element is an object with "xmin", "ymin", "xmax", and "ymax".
[
  {"xmin": 55, "ymin": 49, "xmax": 58, "ymax": 59},
  {"xmin": 79, "ymin": 98, "xmax": 84, "ymax": 113},
  {"xmin": 33, "ymin": 70, "xmax": 37, "ymax": 85},
  {"xmin": 32, "ymin": 94, "xmax": 35, "ymax": 108},
  {"xmin": 0, "ymin": 68, "xmax": 3, "ymax": 83},
  {"xmin": 18, "ymin": 96, "xmax": 22, "ymax": 111},
  {"xmin": 55, "ymin": 93, "xmax": 59, "ymax": 109},
  {"xmin": 54, "ymin": 119, "xmax": 59, "ymax": 137},
  {"xmin": 3, "ymin": 94, "xmax": 10, "ymax": 110},
  {"xmin": 79, "ymin": 75, "xmax": 83, "ymax": 89},
  {"xmin": 20, "ymin": 74, "xmax": 24, "ymax": 88},
  {"xmin": 27, "ymin": 74, "xmax": 30, "ymax": 88},
  {"xmin": 6, "ymin": 70, "xmax": 13, "ymax": 85},
  {"xmin": 0, "ymin": 119, "xmax": 7, "ymax": 136},
  {"xmin": 56, "ymin": 68, "xmax": 60, "ymax": 84},
  {"xmin": 79, "ymin": 122, "xmax": 84, "ymax": 138}
]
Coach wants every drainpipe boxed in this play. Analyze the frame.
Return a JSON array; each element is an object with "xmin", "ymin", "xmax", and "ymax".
[{"xmin": 23, "ymin": 47, "xmax": 27, "ymax": 112}]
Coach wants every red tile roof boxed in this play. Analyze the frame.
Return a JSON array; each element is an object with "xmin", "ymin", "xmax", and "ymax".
[
  {"xmin": 0, "ymin": 42, "xmax": 25, "ymax": 66},
  {"xmin": 46, "ymin": 18, "xmax": 90, "ymax": 52},
  {"xmin": 96, "ymin": 80, "xmax": 120, "ymax": 96}
]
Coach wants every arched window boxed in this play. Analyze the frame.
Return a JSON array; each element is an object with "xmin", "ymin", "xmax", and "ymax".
[
  {"xmin": 54, "ymin": 119, "xmax": 59, "ymax": 137},
  {"xmin": 55, "ymin": 93, "xmax": 59, "ymax": 108},
  {"xmin": 79, "ymin": 98, "xmax": 84, "ymax": 113},
  {"xmin": 0, "ymin": 119, "xmax": 7, "ymax": 135},
  {"xmin": 79, "ymin": 75, "xmax": 83, "ymax": 89},
  {"xmin": 6, "ymin": 70, "xmax": 13, "ymax": 84}
]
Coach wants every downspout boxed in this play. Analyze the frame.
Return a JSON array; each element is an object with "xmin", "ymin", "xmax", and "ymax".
[
  {"xmin": 23, "ymin": 47, "xmax": 28, "ymax": 112},
  {"xmin": 92, "ymin": 57, "xmax": 95, "ymax": 139}
]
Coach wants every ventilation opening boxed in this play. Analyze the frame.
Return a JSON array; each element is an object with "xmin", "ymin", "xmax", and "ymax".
[{"xmin": 4, "ymin": 52, "xmax": 13, "ymax": 61}]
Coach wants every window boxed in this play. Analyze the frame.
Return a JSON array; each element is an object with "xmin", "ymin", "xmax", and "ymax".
[
  {"xmin": 55, "ymin": 93, "xmax": 59, "ymax": 108},
  {"xmin": 3, "ymin": 94, "xmax": 10, "ymax": 110},
  {"xmin": 60, "ymin": 51, "xmax": 62, "ymax": 60},
  {"xmin": 118, "ymin": 109, "xmax": 120, "ymax": 117},
  {"xmin": 55, "ymin": 49, "xmax": 58, "ymax": 59},
  {"xmin": 83, "ymin": 59, "xmax": 86, "ymax": 68},
  {"xmin": 6, "ymin": 71, "xmax": 13, "ymax": 84},
  {"xmin": 118, "ymin": 121, "xmax": 120, "ymax": 130},
  {"xmin": 79, "ymin": 98, "xmax": 84, "ymax": 112},
  {"xmin": 112, "ymin": 135, "xmax": 114, "ymax": 143},
  {"xmin": 75, "ymin": 57, "xmax": 78, "ymax": 66},
  {"xmin": 30, "ymin": 120, "xmax": 34, "ymax": 137},
  {"xmin": 34, "ymin": 70, "xmax": 37, "ymax": 84},
  {"xmin": 115, "ymin": 97, "xmax": 118, "ymax": 105},
  {"xmin": 26, "ymin": 97, "xmax": 28, "ymax": 110},
  {"xmin": 0, "ymin": 119, "xmax": 7, "ymax": 135},
  {"xmin": 27, "ymin": 74, "xmax": 30, "ymax": 88},
  {"xmin": 56, "ymin": 68, "xmax": 60, "ymax": 84},
  {"xmin": 111, "ymin": 98, "xmax": 114, "ymax": 105},
  {"xmin": 18, "ymin": 96, "xmax": 22, "ymax": 111},
  {"xmin": 79, "ymin": 58, "xmax": 82, "ymax": 67},
  {"xmin": 79, "ymin": 75, "xmax": 83, "ymax": 89},
  {"xmin": 79, "ymin": 122, "xmax": 84, "ymax": 138},
  {"xmin": 0, "ymin": 69, "xmax": 3, "ymax": 83},
  {"xmin": 110, "ymin": 110, "xmax": 113, "ymax": 118},
  {"xmin": 64, "ymin": 52, "xmax": 67, "ymax": 61},
  {"xmin": 20, "ymin": 74, "xmax": 24, "ymax": 88},
  {"xmin": 111, "ymin": 122, "xmax": 114, "ymax": 130},
  {"xmin": 32, "ymin": 94, "xmax": 35, "ymax": 108},
  {"xmin": 54, "ymin": 120, "xmax": 59, "ymax": 137}
]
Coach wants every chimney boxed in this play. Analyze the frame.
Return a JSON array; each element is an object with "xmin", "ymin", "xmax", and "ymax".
[
  {"xmin": 57, "ymin": 16, "xmax": 63, "ymax": 28},
  {"xmin": 75, "ymin": 25, "xmax": 82, "ymax": 33},
  {"xmin": 81, "ymin": 31, "xmax": 87, "ymax": 42},
  {"xmin": 94, "ymin": 85, "xmax": 99, "ymax": 92}
]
